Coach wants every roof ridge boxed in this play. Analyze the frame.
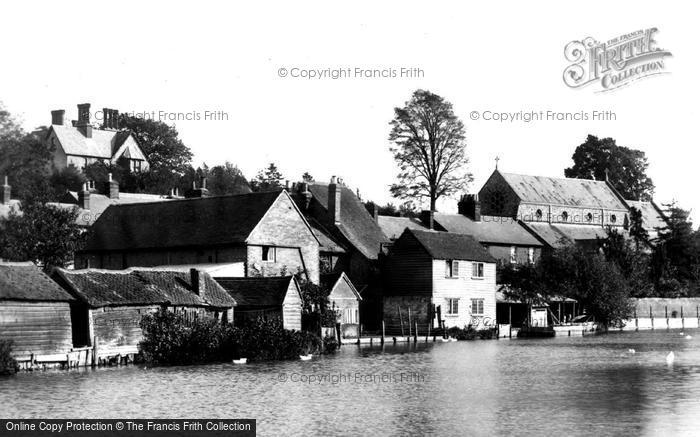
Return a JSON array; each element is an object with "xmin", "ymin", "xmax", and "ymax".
[
  {"xmin": 500, "ymin": 171, "xmax": 608, "ymax": 184},
  {"xmin": 108, "ymin": 190, "xmax": 280, "ymax": 208}
]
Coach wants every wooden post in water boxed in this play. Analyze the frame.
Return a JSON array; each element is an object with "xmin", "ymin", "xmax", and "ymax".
[
  {"xmin": 398, "ymin": 306, "xmax": 405, "ymax": 337},
  {"xmin": 650, "ymin": 306, "xmax": 654, "ymax": 330},
  {"xmin": 665, "ymin": 305, "xmax": 669, "ymax": 330},
  {"xmin": 381, "ymin": 320, "xmax": 385, "ymax": 345},
  {"xmin": 682, "ymin": 306, "xmax": 685, "ymax": 329},
  {"xmin": 408, "ymin": 307, "xmax": 412, "ymax": 341},
  {"xmin": 508, "ymin": 305, "xmax": 512, "ymax": 338},
  {"xmin": 414, "ymin": 321, "xmax": 418, "ymax": 343},
  {"xmin": 92, "ymin": 336, "xmax": 99, "ymax": 367},
  {"xmin": 426, "ymin": 322, "xmax": 431, "ymax": 342}
]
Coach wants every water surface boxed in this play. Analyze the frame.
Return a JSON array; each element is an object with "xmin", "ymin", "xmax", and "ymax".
[{"xmin": 2, "ymin": 330, "xmax": 700, "ymax": 436}]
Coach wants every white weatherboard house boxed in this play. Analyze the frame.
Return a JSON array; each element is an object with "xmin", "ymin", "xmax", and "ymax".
[{"xmin": 385, "ymin": 228, "xmax": 497, "ymax": 331}]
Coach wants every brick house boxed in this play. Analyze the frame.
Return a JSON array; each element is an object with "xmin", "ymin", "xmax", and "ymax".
[
  {"xmin": 45, "ymin": 103, "xmax": 149, "ymax": 172},
  {"xmin": 385, "ymin": 229, "xmax": 497, "ymax": 331},
  {"xmin": 75, "ymin": 190, "xmax": 321, "ymax": 284}
]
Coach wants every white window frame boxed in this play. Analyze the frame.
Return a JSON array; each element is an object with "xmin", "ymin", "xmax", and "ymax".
[
  {"xmin": 528, "ymin": 247, "xmax": 535, "ymax": 265},
  {"xmin": 446, "ymin": 298, "xmax": 459, "ymax": 315},
  {"xmin": 471, "ymin": 298, "xmax": 484, "ymax": 315},
  {"xmin": 445, "ymin": 260, "xmax": 459, "ymax": 278},
  {"xmin": 510, "ymin": 246, "xmax": 517, "ymax": 264},
  {"xmin": 472, "ymin": 262, "xmax": 484, "ymax": 279}
]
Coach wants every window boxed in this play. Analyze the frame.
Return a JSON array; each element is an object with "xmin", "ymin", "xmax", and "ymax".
[
  {"xmin": 561, "ymin": 211, "xmax": 569, "ymax": 222},
  {"xmin": 446, "ymin": 298, "xmax": 459, "ymax": 315},
  {"xmin": 262, "ymin": 246, "xmax": 276, "ymax": 262},
  {"xmin": 535, "ymin": 209, "xmax": 543, "ymax": 221},
  {"xmin": 510, "ymin": 246, "xmax": 517, "ymax": 264},
  {"xmin": 528, "ymin": 247, "xmax": 535, "ymax": 265},
  {"xmin": 132, "ymin": 160, "xmax": 142, "ymax": 172},
  {"xmin": 586, "ymin": 212, "xmax": 593, "ymax": 223},
  {"xmin": 611, "ymin": 214, "xmax": 617, "ymax": 224},
  {"xmin": 445, "ymin": 260, "xmax": 459, "ymax": 278},
  {"xmin": 471, "ymin": 299, "xmax": 484, "ymax": 315},
  {"xmin": 472, "ymin": 262, "xmax": 484, "ymax": 278}
]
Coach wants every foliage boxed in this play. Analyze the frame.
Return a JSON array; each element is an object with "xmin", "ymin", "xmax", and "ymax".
[
  {"xmin": 445, "ymin": 326, "xmax": 496, "ymax": 340},
  {"xmin": 628, "ymin": 206, "xmax": 650, "ymax": 250},
  {"xmin": 202, "ymin": 162, "xmax": 251, "ymax": 195},
  {"xmin": 250, "ymin": 162, "xmax": 284, "ymax": 192},
  {"xmin": 302, "ymin": 172, "xmax": 314, "ymax": 182},
  {"xmin": 0, "ymin": 106, "xmax": 54, "ymax": 202},
  {"xmin": 388, "ymin": 90, "xmax": 472, "ymax": 216},
  {"xmin": 363, "ymin": 200, "xmax": 418, "ymax": 218},
  {"xmin": 0, "ymin": 202, "xmax": 84, "ymax": 270},
  {"xmin": 117, "ymin": 114, "xmax": 193, "ymax": 193},
  {"xmin": 565, "ymin": 134, "xmax": 654, "ymax": 201},
  {"xmin": 297, "ymin": 277, "xmax": 339, "ymax": 327},
  {"xmin": 599, "ymin": 228, "xmax": 653, "ymax": 297},
  {"xmin": 49, "ymin": 166, "xmax": 86, "ymax": 194},
  {"xmin": 0, "ymin": 340, "xmax": 18, "ymax": 376},
  {"xmin": 650, "ymin": 203, "xmax": 700, "ymax": 295},
  {"xmin": 139, "ymin": 309, "xmax": 332, "ymax": 365}
]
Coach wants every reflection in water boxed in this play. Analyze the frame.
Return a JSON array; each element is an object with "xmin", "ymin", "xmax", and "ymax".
[{"xmin": 2, "ymin": 331, "xmax": 700, "ymax": 436}]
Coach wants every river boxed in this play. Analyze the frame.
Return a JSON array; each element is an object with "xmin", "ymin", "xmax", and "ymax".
[{"xmin": 2, "ymin": 330, "xmax": 700, "ymax": 436}]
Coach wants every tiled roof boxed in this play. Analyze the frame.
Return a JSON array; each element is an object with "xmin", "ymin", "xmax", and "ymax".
[
  {"xmin": 49, "ymin": 191, "xmax": 175, "ymax": 226},
  {"xmin": 50, "ymin": 125, "xmax": 132, "ymax": 158},
  {"xmin": 401, "ymin": 229, "xmax": 496, "ymax": 263},
  {"xmin": 626, "ymin": 200, "xmax": 667, "ymax": 232},
  {"xmin": 0, "ymin": 262, "xmax": 75, "ymax": 302},
  {"xmin": 307, "ymin": 218, "xmax": 346, "ymax": 253},
  {"xmin": 53, "ymin": 268, "xmax": 235, "ymax": 308},
  {"xmin": 498, "ymin": 172, "xmax": 627, "ymax": 210},
  {"xmin": 377, "ymin": 215, "xmax": 427, "ymax": 240},
  {"xmin": 308, "ymin": 183, "xmax": 389, "ymax": 259},
  {"xmin": 82, "ymin": 191, "xmax": 282, "ymax": 252},
  {"xmin": 214, "ymin": 276, "xmax": 298, "ymax": 307},
  {"xmin": 433, "ymin": 213, "xmax": 542, "ymax": 246},
  {"xmin": 522, "ymin": 222, "xmax": 615, "ymax": 247}
]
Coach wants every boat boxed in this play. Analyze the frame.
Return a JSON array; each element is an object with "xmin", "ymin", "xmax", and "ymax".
[{"xmin": 232, "ymin": 358, "xmax": 247, "ymax": 364}]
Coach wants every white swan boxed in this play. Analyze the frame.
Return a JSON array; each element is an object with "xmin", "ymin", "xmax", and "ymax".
[
  {"xmin": 627, "ymin": 348, "xmax": 636, "ymax": 354},
  {"xmin": 299, "ymin": 354, "xmax": 312, "ymax": 361},
  {"xmin": 686, "ymin": 335, "xmax": 692, "ymax": 340},
  {"xmin": 666, "ymin": 351, "xmax": 675, "ymax": 365},
  {"xmin": 232, "ymin": 358, "xmax": 247, "ymax": 364}
]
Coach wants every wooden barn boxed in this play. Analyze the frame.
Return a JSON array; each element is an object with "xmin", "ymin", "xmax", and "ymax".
[
  {"xmin": 214, "ymin": 276, "xmax": 303, "ymax": 331},
  {"xmin": 52, "ymin": 267, "xmax": 236, "ymax": 361},
  {"xmin": 0, "ymin": 262, "xmax": 75, "ymax": 364},
  {"xmin": 321, "ymin": 272, "xmax": 361, "ymax": 335}
]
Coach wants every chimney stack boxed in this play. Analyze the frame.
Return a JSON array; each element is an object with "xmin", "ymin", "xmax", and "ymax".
[
  {"xmin": 79, "ymin": 182, "xmax": 90, "ymax": 210},
  {"xmin": 107, "ymin": 173, "xmax": 119, "ymax": 199},
  {"xmin": 76, "ymin": 103, "xmax": 92, "ymax": 138},
  {"xmin": 1, "ymin": 176, "xmax": 10, "ymax": 205},
  {"xmin": 458, "ymin": 194, "xmax": 481, "ymax": 221},
  {"xmin": 51, "ymin": 110, "xmax": 65, "ymax": 126},
  {"xmin": 190, "ymin": 268, "xmax": 205, "ymax": 297},
  {"xmin": 298, "ymin": 182, "xmax": 312, "ymax": 210},
  {"xmin": 328, "ymin": 176, "xmax": 341, "ymax": 224}
]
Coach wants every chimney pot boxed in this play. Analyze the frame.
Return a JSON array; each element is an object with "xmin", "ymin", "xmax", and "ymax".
[
  {"xmin": 458, "ymin": 194, "xmax": 481, "ymax": 221},
  {"xmin": 51, "ymin": 110, "xmax": 65, "ymax": 126},
  {"xmin": 79, "ymin": 183, "xmax": 90, "ymax": 210},
  {"xmin": 330, "ymin": 175, "xmax": 337, "ymax": 184}
]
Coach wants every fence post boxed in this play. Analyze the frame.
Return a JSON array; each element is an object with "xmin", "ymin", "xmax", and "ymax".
[
  {"xmin": 426, "ymin": 322, "xmax": 431, "ymax": 342},
  {"xmin": 381, "ymin": 320, "xmax": 385, "ymax": 345},
  {"xmin": 398, "ymin": 306, "xmax": 405, "ymax": 337},
  {"xmin": 414, "ymin": 321, "xmax": 418, "ymax": 343},
  {"xmin": 682, "ymin": 306, "xmax": 685, "ymax": 329},
  {"xmin": 408, "ymin": 307, "xmax": 412, "ymax": 341},
  {"xmin": 650, "ymin": 306, "xmax": 654, "ymax": 330}
]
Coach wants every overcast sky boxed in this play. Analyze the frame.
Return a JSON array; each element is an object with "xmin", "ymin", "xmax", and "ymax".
[{"xmin": 1, "ymin": 1, "xmax": 697, "ymax": 221}]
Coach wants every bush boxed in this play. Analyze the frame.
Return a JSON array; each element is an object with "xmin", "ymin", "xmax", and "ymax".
[
  {"xmin": 0, "ymin": 340, "xmax": 18, "ymax": 376},
  {"xmin": 322, "ymin": 335, "xmax": 339, "ymax": 354},
  {"xmin": 445, "ymin": 326, "xmax": 497, "ymax": 341},
  {"xmin": 139, "ymin": 309, "xmax": 333, "ymax": 366}
]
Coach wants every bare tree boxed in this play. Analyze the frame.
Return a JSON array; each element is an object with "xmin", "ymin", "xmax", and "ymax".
[{"xmin": 389, "ymin": 90, "xmax": 471, "ymax": 228}]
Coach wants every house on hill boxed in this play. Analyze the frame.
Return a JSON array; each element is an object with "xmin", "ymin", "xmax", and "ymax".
[
  {"xmin": 52, "ymin": 267, "xmax": 235, "ymax": 359},
  {"xmin": 45, "ymin": 103, "xmax": 149, "ymax": 172},
  {"xmin": 75, "ymin": 190, "xmax": 321, "ymax": 283},
  {"xmin": 0, "ymin": 262, "xmax": 75, "ymax": 361},
  {"xmin": 385, "ymin": 229, "xmax": 497, "ymax": 331},
  {"xmin": 478, "ymin": 169, "xmax": 630, "ymax": 249},
  {"xmin": 214, "ymin": 276, "xmax": 303, "ymax": 330}
]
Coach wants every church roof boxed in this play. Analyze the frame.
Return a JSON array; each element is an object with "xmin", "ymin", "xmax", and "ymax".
[{"xmin": 498, "ymin": 172, "xmax": 627, "ymax": 210}]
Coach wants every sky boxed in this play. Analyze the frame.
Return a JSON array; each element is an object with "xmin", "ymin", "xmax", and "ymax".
[{"xmin": 1, "ymin": 1, "xmax": 697, "ymax": 220}]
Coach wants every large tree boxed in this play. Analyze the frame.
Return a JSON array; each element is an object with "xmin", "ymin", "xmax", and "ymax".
[
  {"xmin": 388, "ymin": 90, "xmax": 471, "ymax": 228},
  {"xmin": 0, "ymin": 202, "xmax": 83, "ymax": 270},
  {"xmin": 117, "ymin": 114, "xmax": 193, "ymax": 193},
  {"xmin": 650, "ymin": 203, "xmax": 699, "ymax": 295},
  {"xmin": 565, "ymin": 134, "xmax": 654, "ymax": 201},
  {"xmin": 205, "ymin": 162, "xmax": 252, "ymax": 195}
]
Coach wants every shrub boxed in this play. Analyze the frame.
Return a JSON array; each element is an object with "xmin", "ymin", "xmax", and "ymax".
[
  {"xmin": 0, "ymin": 340, "xmax": 18, "ymax": 376},
  {"xmin": 322, "ymin": 335, "xmax": 339, "ymax": 354},
  {"xmin": 445, "ymin": 325, "xmax": 496, "ymax": 340},
  {"xmin": 139, "ymin": 309, "xmax": 333, "ymax": 366}
]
